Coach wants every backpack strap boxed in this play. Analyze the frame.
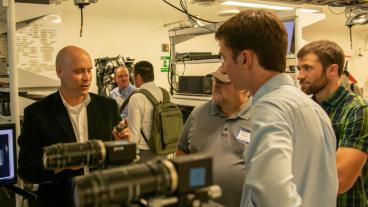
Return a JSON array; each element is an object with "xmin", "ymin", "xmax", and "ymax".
[
  {"xmin": 119, "ymin": 89, "xmax": 138, "ymax": 114},
  {"xmin": 137, "ymin": 87, "xmax": 170, "ymax": 149},
  {"xmin": 136, "ymin": 89, "xmax": 159, "ymax": 148},
  {"xmin": 138, "ymin": 89, "xmax": 159, "ymax": 106},
  {"xmin": 160, "ymin": 87, "xmax": 170, "ymax": 103}
]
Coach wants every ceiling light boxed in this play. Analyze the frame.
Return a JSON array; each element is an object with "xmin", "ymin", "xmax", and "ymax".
[
  {"xmin": 42, "ymin": 14, "xmax": 62, "ymax": 24},
  {"xmin": 300, "ymin": 9, "xmax": 319, "ymax": 13},
  {"xmin": 222, "ymin": 1, "xmax": 293, "ymax": 11},
  {"xmin": 190, "ymin": 0, "xmax": 216, "ymax": 6}
]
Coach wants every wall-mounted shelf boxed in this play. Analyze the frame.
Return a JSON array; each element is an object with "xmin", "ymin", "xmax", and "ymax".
[
  {"xmin": 169, "ymin": 22, "xmax": 223, "ymax": 101},
  {"xmin": 169, "ymin": 23, "xmax": 223, "ymax": 45},
  {"xmin": 172, "ymin": 59, "xmax": 221, "ymax": 64},
  {"xmin": 172, "ymin": 94, "xmax": 211, "ymax": 107},
  {"xmin": 168, "ymin": 10, "xmax": 325, "ymax": 105}
]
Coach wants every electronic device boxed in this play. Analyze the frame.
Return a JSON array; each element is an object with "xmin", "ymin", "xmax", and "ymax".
[
  {"xmin": 178, "ymin": 76, "xmax": 213, "ymax": 95},
  {"xmin": 73, "ymin": 154, "xmax": 221, "ymax": 207},
  {"xmin": 176, "ymin": 52, "xmax": 221, "ymax": 61},
  {"xmin": 0, "ymin": 123, "xmax": 16, "ymax": 186},
  {"xmin": 42, "ymin": 140, "xmax": 136, "ymax": 170},
  {"xmin": 283, "ymin": 20, "xmax": 295, "ymax": 55}
]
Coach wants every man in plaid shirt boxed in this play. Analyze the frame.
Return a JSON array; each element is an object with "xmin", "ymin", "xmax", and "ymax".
[{"xmin": 297, "ymin": 40, "xmax": 368, "ymax": 207}]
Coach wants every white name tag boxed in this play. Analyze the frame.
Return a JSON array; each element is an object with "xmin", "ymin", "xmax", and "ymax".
[{"xmin": 236, "ymin": 128, "xmax": 251, "ymax": 144}]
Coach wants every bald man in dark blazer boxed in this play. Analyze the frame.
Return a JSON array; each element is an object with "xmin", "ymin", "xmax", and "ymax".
[{"xmin": 18, "ymin": 46, "xmax": 129, "ymax": 207}]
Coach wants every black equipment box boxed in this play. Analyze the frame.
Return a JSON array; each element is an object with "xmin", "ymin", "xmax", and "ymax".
[{"xmin": 178, "ymin": 76, "xmax": 212, "ymax": 95}]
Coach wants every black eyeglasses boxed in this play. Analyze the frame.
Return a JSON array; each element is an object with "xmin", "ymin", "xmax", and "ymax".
[{"xmin": 212, "ymin": 77, "xmax": 229, "ymax": 86}]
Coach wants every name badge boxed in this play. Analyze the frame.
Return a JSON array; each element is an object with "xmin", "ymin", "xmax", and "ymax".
[{"xmin": 236, "ymin": 128, "xmax": 251, "ymax": 144}]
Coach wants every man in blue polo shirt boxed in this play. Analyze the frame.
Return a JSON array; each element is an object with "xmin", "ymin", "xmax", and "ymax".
[{"xmin": 110, "ymin": 65, "xmax": 136, "ymax": 118}]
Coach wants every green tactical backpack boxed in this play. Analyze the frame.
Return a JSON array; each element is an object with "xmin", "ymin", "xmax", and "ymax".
[{"xmin": 122, "ymin": 87, "xmax": 183, "ymax": 155}]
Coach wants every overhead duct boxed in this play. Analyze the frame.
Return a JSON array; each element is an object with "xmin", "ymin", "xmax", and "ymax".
[
  {"xmin": 190, "ymin": 0, "xmax": 218, "ymax": 6},
  {"xmin": 14, "ymin": 0, "xmax": 66, "ymax": 4},
  {"xmin": 15, "ymin": 0, "xmax": 50, "ymax": 3},
  {"xmin": 254, "ymin": 0, "xmax": 368, "ymax": 8}
]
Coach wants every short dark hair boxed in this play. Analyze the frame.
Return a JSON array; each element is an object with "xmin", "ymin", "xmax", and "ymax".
[
  {"xmin": 133, "ymin": 61, "xmax": 154, "ymax": 82},
  {"xmin": 215, "ymin": 9, "xmax": 288, "ymax": 73},
  {"xmin": 297, "ymin": 40, "xmax": 345, "ymax": 77}
]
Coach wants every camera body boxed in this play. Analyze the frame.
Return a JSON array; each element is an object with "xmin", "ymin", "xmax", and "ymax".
[
  {"xmin": 73, "ymin": 154, "xmax": 220, "ymax": 207},
  {"xmin": 42, "ymin": 140, "xmax": 136, "ymax": 170}
]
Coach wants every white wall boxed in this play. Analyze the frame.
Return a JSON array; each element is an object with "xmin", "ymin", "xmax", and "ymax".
[
  {"xmin": 55, "ymin": 0, "xmax": 226, "ymax": 93},
  {"xmin": 11, "ymin": 1, "xmax": 368, "ymax": 94}
]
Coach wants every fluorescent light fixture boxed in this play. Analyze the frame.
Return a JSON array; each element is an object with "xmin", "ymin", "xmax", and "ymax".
[
  {"xmin": 222, "ymin": 1, "xmax": 320, "ymax": 13},
  {"xmin": 43, "ymin": 14, "xmax": 62, "ymax": 24},
  {"xmin": 222, "ymin": 1, "xmax": 293, "ymax": 11},
  {"xmin": 300, "ymin": 9, "xmax": 319, "ymax": 13},
  {"xmin": 218, "ymin": 8, "xmax": 241, "ymax": 16}
]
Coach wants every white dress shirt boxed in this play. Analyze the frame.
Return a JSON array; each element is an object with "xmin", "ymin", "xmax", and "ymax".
[
  {"xmin": 127, "ymin": 81, "xmax": 163, "ymax": 150},
  {"xmin": 59, "ymin": 90, "xmax": 91, "ymax": 143}
]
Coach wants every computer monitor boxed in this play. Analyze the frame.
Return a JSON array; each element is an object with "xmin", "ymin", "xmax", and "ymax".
[
  {"xmin": 0, "ymin": 123, "xmax": 16, "ymax": 186},
  {"xmin": 283, "ymin": 19, "xmax": 295, "ymax": 55}
]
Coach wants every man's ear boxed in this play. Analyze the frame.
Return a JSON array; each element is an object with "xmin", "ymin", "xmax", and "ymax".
[
  {"xmin": 327, "ymin": 64, "xmax": 339, "ymax": 77},
  {"xmin": 238, "ymin": 50, "xmax": 253, "ymax": 67},
  {"xmin": 56, "ymin": 66, "xmax": 62, "ymax": 79}
]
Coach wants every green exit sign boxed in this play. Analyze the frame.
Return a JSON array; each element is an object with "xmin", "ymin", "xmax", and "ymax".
[{"xmin": 161, "ymin": 56, "xmax": 171, "ymax": 72}]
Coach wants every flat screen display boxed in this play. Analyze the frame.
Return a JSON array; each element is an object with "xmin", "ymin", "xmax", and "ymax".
[
  {"xmin": 189, "ymin": 167, "xmax": 206, "ymax": 188},
  {"xmin": 283, "ymin": 20, "xmax": 295, "ymax": 55},
  {"xmin": 0, "ymin": 123, "xmax": 16, "ymax": 186}
]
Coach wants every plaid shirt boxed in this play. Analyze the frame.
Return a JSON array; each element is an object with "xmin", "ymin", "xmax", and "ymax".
[{"xmin": 317, "ymin": 85, "xmax": 368, "ymax": 207}]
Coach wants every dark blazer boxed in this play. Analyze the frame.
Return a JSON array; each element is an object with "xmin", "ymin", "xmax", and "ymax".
[{"xmin": 18, "ymin": 91, "xmax": 121, "ymax": 207}]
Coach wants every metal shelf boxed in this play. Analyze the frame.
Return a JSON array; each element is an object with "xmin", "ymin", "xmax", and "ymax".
[
  {"xmin": 172, "ymin": 59, "xmax": 221, "ymax": 64},
  {"xmin": 172, "ymin": 94, "xmax": 211, "ymax": 107},
  {"xmin": 169, "ymin": 23, "xmax": 223, "ymax": 45}
]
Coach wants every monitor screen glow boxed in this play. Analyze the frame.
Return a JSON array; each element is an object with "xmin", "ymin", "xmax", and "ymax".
[
  {"xmin": 0, "ymin": 123, "xmax": 16, "ymax": 186},
  {"xmin": 283, "ymin": 20, "xmax": 295, "ymax": 55}
]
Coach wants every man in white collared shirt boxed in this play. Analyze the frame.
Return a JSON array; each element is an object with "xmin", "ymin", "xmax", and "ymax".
[
  {"xmin": 127, "ymin": 61, "xmax": 164, "ymax": 161},
  {"xmin": 18, "ymin": 46, "xmax": 130, "ymax": 207}
]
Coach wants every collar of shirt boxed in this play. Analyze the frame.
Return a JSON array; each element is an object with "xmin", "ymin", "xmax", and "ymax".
[
  {"xmin": 209, "ymin": 98, "xmax": 252, "ymax": 120},
  {"xmin": 59, "ymin": 89, "xmax": 91, "ymax": 111},
  {"xmin": 119, "ymin": 83, "xmax": 135, "ymax": 96},
  {"xmin": 139, "ymin": 81, "xmax": 157, "ymax": 90},
  {"xmin": 252, "ymin": 73, "xmax": 294, "ymax": 105},
  {"xmin": 319, "ymin": 85, "xmax": 348, "ymax": 108}
]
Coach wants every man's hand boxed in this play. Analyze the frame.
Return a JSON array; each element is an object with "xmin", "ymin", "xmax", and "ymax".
[{"xmin": 113, "ymin": 119, "xmax": 130, "ymax": 141}]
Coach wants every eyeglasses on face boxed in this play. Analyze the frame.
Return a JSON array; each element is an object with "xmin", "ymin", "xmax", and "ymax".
[{"xmin": 212, "ymin": 77, "xmax": 230, "ymax": 86}]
